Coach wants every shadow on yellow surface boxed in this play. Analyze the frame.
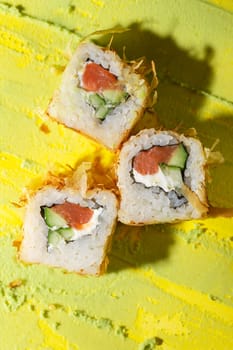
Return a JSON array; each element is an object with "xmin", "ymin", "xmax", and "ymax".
[
  {"xmin": 93, "ymin": 23, "xmax": 233, "ymax": 272},
  {"xmin": 96, "ymin": 22, "xmax": 214, "ymax": 95},
  {"xmin": 108, "ymin": 223, "xmax": 175, "ymax": 273},
  {"xmin": 96, "ymin": 23, "xmax": 233, "ymax": 208}
]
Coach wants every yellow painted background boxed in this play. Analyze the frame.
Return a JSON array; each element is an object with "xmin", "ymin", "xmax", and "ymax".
[{"xmin": 0, "ymin": 1, "xmax": 233, "ymax": 349}]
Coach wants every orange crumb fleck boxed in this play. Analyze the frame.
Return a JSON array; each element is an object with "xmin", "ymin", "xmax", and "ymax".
[
  {"xmin": 12, "ymin": 240, "xmax": 21, "ymax": 251},
  {"xmin": 11, "ymin": 201, "xmax": 23, "ymax": 208},
  {"xmin": 9, "ymin": 279, "xmax": 23, "ymax": 288},
  {"xmin": 40, "ymin": 123, "xmax": 50, "ymax": 134}
]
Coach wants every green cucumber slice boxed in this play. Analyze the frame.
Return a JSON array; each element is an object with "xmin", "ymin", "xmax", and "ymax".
[
  {"xmin": 43, "ymin": 207, "xmax": 67, "ymax": 228},
  {"xmin": 88, "ymin": 93, "xmax": 109, "ymax": 120},
  {"xmin": 160, "ymin": 164, "xmax": 183, "ymax": 189},
  {"xmin": 88, "ymin": 93, "xmax": 105, "ymax": 109},
  {"xmin": 57, "ymin": 228, "xmax": 74, "ymax": 241},
  {"xmin": 102, "ymin": 90, "xmax": 127, "ymax": 105},
  {"xmin": 47, "ymin": 230, "xmax": 62, "ymax": 247},
  {"xmin": 96, "ymin": 105, "xmax": 111, "ymax": 120},
  {"xmin": 166, "ymin": 144, "xmax": 188, "ymax": 169}
]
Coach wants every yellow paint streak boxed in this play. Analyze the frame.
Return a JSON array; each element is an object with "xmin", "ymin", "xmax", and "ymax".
[
  {"xmin": 0, "ymin": 10, "xmax": 23, "ymax": 32},
  {"xmin": 0, "ymin": 205, "xmax": 22, "ymax": 229},
  {"xmin": 207, "ymin": 0, "xmax": 233, "ymax": 12},
  {"xmin": 0, "ymin": 28, "xmax": 31, "ymax": 56},
  {"xmin": 0, "ymin": 6, "xmax": 76, "ymax": 70},
  {"xmin": 146, "ymin": 296, "xmax": 159, "ymax": 305},
  {"xmin": 0, "ymin": 152, "xmax": 21, "ymax": 169},
  {"xmin": 202, "ymin": 217, "xmax": 233, "ymax": 239},
  {"xmin": 172, "ymin": 220, "xmax": 199, "ymax": 233},
  {"xmin": 173, "ymin": 215, "xmax": 233, "ymax": 242},
  {"xmin": 139, "ymin": 269, "xmax": 233, "ymax": 325},
  {"xmin": 174, "ymin": 216, "xmax": 233, "ymax": 241},
  {"xmin": 38, "ymin": 319, "xmax": 79, "ymax": 350},
  {"xmin": 76, "ymin": 8, "xmax": 93, "ymax": 19},
  {"xmin": 128, "ymin": 307, "xmax": 188, "ymax": 343},
  {"xmin": 0, "ymin": 152, "xmax": 41, "ymax": 189},
  {"xmin": 0, "ymin": 175, "xmax": 20, "ymax": 190},
  {"xmin": 91, "ymin": 0, "xmax": 105, "ymax": 7}
]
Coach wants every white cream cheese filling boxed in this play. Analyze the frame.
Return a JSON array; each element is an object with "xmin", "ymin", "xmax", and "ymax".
[{"xmin": 132, "ymin": 166, "xmax": 183, "ymax": 192}]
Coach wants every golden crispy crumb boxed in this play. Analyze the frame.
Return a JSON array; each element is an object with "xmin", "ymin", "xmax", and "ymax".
[
  {"xmin": 12, "ymin": 240, "xmax": 22, "ymax": 251},
  {"xmin": 9, "ymin": 279, "xmax": 23, "ymax": 288},
  {"xmin": 40, "ymin": 123, "xmax": 50, "ymax": 134},
  {"xmin": 11, "ymin": 201, "xmax": 23, "ymax": 208}
]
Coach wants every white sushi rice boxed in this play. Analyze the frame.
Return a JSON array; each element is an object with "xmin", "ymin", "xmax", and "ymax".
[
  {"xmin": 117, "ymin": 129, "xmax": 208, "ymax": 225},
  {"xmin": 20, "ymin": 186, "xmax": 118, "ymax": 275},
  {"xmin": 48, "ymin": 42, "xmax": 149, "ymax": 150}
]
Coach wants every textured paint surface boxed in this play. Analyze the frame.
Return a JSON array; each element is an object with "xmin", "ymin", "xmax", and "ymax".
[{"xmin": 0, "ymin": 1, "xmax": 233, "ymax": 349}]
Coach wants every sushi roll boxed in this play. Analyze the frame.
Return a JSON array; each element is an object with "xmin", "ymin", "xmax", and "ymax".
[
  {"xmin": 117, "ymin": 129, "xmax": 208, "ymax": 225},
  {"xmin": 20, "ymin": 182, "xmax": 118, "ymax": 275},
  {"xmin": 47, "ymin": 42, "xmax": 152, "ymax": 150}
]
